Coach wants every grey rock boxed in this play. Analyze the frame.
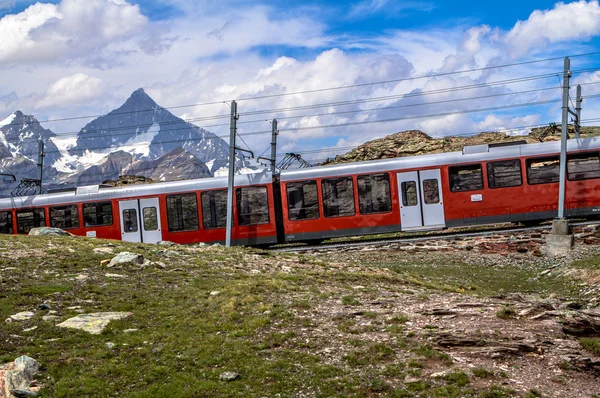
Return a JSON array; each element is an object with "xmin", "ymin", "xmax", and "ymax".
[
  {"xmin": 10, "ymin": 389, "xmax": 39, "ymax": 397},
  {"xmin": 158, "ymin": 241, "xmax": 176, "ymax": 246},
  {"xmin": 28, "ymin": 227, "xmax": 71, "ymax": 236},
  {"xmin": 57, "ymin": 312, "xmax": 132, "ymax": 334},
  {"xmin": 107, "ymin": 252, "xmax": 144, "ymax": 268},
  {"xmin": 219, "ymin": 371, "xmax": 240, "ymax": 382},
  {"xmin": 8, "ymin": 312, "xmax": 35, "ymax": 321}
]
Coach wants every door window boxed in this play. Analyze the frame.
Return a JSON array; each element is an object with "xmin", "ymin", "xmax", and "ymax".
[
  {"xmin": 143, "ymin": 207, "xmax": 158, "ymax": 231},
  {"xmin": 401, "ymin": 181, "xmax": 418, "ymax": 206},
  {"xmin": 122, "ymin": 209, "xmax": 138, "ymax": 232},
  {"xmin": 422, "ymin": 179, "xmax": 440, "ymax": 204}
]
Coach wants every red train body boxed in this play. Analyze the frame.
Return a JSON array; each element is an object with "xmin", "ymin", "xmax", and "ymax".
[{"xmin": 0, "ymin": 137, "xmax": 599, "ymax": 245}]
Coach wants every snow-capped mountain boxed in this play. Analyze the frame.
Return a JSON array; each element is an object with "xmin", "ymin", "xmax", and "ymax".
[
  {"xmin": 0, "ymin": 88, "xmax": 261, "ymax": 197},
  {"xmin": 68, "ymin": 88, "xmax": 231, "ymax": 174}
]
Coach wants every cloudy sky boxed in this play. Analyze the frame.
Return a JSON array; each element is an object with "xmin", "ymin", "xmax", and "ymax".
[{"xmin": 1, "ymin": 0, "xmax": 600, "ymax": 164}]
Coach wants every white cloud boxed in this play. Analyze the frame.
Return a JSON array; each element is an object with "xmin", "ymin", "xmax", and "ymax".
[
  {"xmin": 37, "ymin": 73, "xmax": 107, "ymax": 108},
  {"xmin": 0, "ymin": 0, "xmax": 147, "ymax": 64},
  {"xmin": 0, "ymin": 0, "xmax": 15, "ymax": 10},
  {"xmin": 505, "ymin": 0, "xmax": 600, "ymax": 57}
]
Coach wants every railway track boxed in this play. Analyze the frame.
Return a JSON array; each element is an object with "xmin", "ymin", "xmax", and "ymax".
[{"xmin": 271, "ymin": 220, "xmax": 600, "ymax": 253}]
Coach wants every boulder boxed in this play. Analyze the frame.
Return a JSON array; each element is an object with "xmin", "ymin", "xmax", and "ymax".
[
  {"xmin": 107, "ymin": 252, "xmax": 144, "ymax": 268},
  {"xmin": 56, "ymin": 312, "xmax": 132, "ymax": 334},
  {"xmin": 7, "ymin": 312, "xmax": 35, "ymax": 322},
  {"xmin": 28, "ymin": 227, "xmax": 70, "ymax": 237},
  {"xmin": 0, "ymin": 356, "xmax": 40, "ymax": 398}
]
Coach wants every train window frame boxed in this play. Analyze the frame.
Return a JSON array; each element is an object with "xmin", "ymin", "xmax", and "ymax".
[
  {"xmin": 286, "ymin": 180, "xmax": 320, "ymax": 221},
  {"xmin": 321, "ymin": 176, "xmax": 356, "ymax": 218},
  {"xmin": 201, "ymin": 189, "xmax": 229, "ymax": 229},
  {"xmin": 49, "ymin": 204, "xmax": 80, "ymax": 229},
  {"xmin": 0, "ymin": 211, "xmax": 13, "ymax": 234},
  {"xmin": 401, "ymin": 181, "xmax": 418, "ymax": 207},
  {"xmin": 487, "ymin": 159, "xmax": 523, "ymax": 189},
  {"xmin": 83, "ymin": 201, "xmax": 113, "ymax": 227},
  {"xmin": 236, "ymin": 186, "xmax": 270, "ymax": 226},
  {"xmin": 142, "ymin": 207, "xmax": 159, "ymax": 231},
  {"xmin": 166, "ymin": 193, "xmax": 199, "ymax": 232},
  {"xmin": 16, "ymin": 208, "xmax": 46, "ymax": 234},
  {"xmin": 422, "ymin": 179, "xmax": 440, "ymax": 204},
  {"xmin": 357, "ymin": 173, "xmax": 392, "ymax": 215},
  {"xmin": 526, "ymin": 156, "xmax": 560, "ymax": 185},
  {"xmin": 567, "ymin": 152, "xmax": 600, "ymax": 181},
  {"xmin": 122, "ymin": 208, "xmax": 139, "ymax": 233},
  {"xmin": 449, "ymin": 164, "xmax": 484, "ymax": 192}
]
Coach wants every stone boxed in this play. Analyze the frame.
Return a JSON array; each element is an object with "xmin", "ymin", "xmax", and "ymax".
[
  {"xmin": 209, "ymin": 291, "xmax": 221, "ymax": 296},
  {"xmin": 93, "ymin": 247, "xmax": 114, "ymax": 254},
  {"xmin": 100, "ymin": 260, "xmax": 111, "ymax": 267},
  {"xmin": 105, "ymin": 273, "xmax": 127, "ymax": 278},
  {"xmin": 219, "ymin": 371, "xmax": 240, "ymax": 382},
  {"xmin": 56, "ymin": 312, "xmax": 132, "ymax": 335},
  {"xmin": 37, "ymin": 304, "xmax": 50, "ymax": 311},
  {"xmin": 107, "ymin": 252, "xmax": 144, "ymax": 268},
  {"xmin": 8, "ymin": 312, "xmax": 35, "ymax": 322},
  {"xmin": 10, "ymin": 389, "xmax": 38, "ymax": 397},
  {"xmin": 105, "ymin": 342, "xmax": 115, "ymax": 349},
  {"xmin": 158, "ymin": 241, "xmax": 177, "ymax": 246},
  {"xmin": 546, "ymin": 234, "xmax": 574, "ymax": 255},
  {"xmin": 28, "ymin": 227, "xmax": 70, "ymax": 236},
  {"xmin": 404, "ymin": 375, "xmax": 420, "ymax": 384},
  {"xmin": 41, "ymin": 316, "xmax": 59, "ymax": 322},
  {"xmin": 0, "ymin": 356, "xmax": 40, "ymax": 398},
  {"xmin": 22, "ymin": 327, "xmax": 37, "ymax": 333}
]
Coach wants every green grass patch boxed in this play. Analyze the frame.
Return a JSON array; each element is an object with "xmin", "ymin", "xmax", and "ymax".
[
  {"xmin": 579, "ymin": 337, "xmax": 600, "ymax": 356},
  {"xmin": 496, "ymin": 306, "xmax": 517, "ymax": 320},
  {"xmin": 341, "ymin": 295, "xmax": 361, "ymax": 306}
]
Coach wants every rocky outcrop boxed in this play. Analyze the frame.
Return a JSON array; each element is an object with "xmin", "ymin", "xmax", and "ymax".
[
  {"xmin": 56, "ymin": 312, "xmax": 132, "ymax": 335},
  {"xmin": 322, "ymin": 125, "xmax": 600, "ymax": 165},
  {"xmin": 0, "ymin": 356, "xmax": 40, "ymax": 398}
]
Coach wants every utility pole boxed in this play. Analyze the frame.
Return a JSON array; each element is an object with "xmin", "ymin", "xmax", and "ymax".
[
  {"xmin": 547, "ymin": 57, "xmax": 574, "ymax": 255},
  {"xmin": 557, "ymin": 57, "xmax": 570, "ymax": 220},
  {"xmin": 575, "ymin": 84, "xmax": 582, "ymax": 139},
  {"xmin": 226, "ymin": 101, "xmax": 238, "ymax": 248},
  {"xmin": 37, "ymin": 140, "xmax": 44, "ymax": 185},
  {"xmin": 270, "ymin": 119, "xmax": 278, "ymax": 174}
]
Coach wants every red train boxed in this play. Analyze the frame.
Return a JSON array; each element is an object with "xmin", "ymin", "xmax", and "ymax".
[{"xmin": 0, "ymin": 137, "xmax": 599, "ymax": 245}]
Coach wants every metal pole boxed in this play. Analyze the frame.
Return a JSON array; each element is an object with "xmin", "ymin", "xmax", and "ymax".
[
  {"xmin": 271, "ymin": 119, "xmax": 278, "ymax": 174},
  {"xmin": 575, "ymin": 84, "xmax": 582, "ymax": 139},
  {"xmin": 558, "ymin": 57, "xmax": 571, "ymax": 219},
  {"xmin": 226, "ymin": 101, "xmax": 237, "ymax": 247},
  {"xmin": 37, "ymin": 140, "xmax": 44, "ymax": 186}
]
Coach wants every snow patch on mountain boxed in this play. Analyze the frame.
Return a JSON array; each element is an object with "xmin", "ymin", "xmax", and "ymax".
[
  {"xmin": 0, "ymin": 113, "xmax": 15, "ymax": 128},
  {"xmin": 119, "ymin": 123, "xmax": 159, "ymax": 157}
]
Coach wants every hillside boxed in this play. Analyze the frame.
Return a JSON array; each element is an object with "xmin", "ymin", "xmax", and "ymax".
[
  {"xmin": 1, "ymin": 231, "xmax": 599, "ymax": 397},
  {"xmin": 322, "ymin": 125, "xmax": 600, "ymax": 165}
]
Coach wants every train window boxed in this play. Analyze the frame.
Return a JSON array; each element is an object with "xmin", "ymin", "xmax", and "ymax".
[
  {"xmin": 322, "ymin": 177, "xmax": 356, "ymax": 218},
  {"xmin": 83, "ymin": 202, "xmax": 113, "ymax": 226},
  {"xmin": 401, "ymin": 181, "xmax": 418, "ymax": 206},
  {"xmin": 487, "ymin": 160, "xmax": 522, "ymax": 189},
  {"xmin": 287, "ymin": 181, "xmax": 319, "ymax": 221},
  {"xmin": 358, "ymin": 174, "xmax": 392, "ymax": 214},
  {"xmin": 449, "ymin": 164, "xmax": 484, "ymax": 192},
  {"xmin": 567, "ymin": 153, "xmax": 600, "ymax": 181},
  {"xmin": 16, "ymin": 208, "xmax": 45, "ymax": 234},
  {"xmin": 422, "ymin": 179, "xmax": 440, "ymax": 204},
  {"xmin": 143, "ymin": 207, "xmax": 158, "ymax": 231},
  {"xmin": 0, "ymin": 211, "xmax": 13, "ymax": 234},
  {"xmin": 166, "ymin": 193, "xmax": 199, "ymax": 232},
  {"xmin": 201, "ymin": 190, "xmax": 228, "ymax": 229},
  {"xmin": 527, "ymin": 157, "xmax": 560, "ymax": 185},
  {"xmin": 50, "ymin": 205, "xmax": 80, "ymax": 229},
  {"xmin": 236, "ymin": 186, "xmax": 270, "ymax": 226},
  {"xmin": 122, "ymin": 209, "xmax": 138, "ymax": 232}
]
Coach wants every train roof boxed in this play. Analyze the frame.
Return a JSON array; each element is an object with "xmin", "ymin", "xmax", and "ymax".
[
  {"xmin": 279, "ymin": 136, "xmax": 600, "ymax": 182},
  {"xmin": 0, "ymin": 170, "xmax": 272, "ymax": 210}
]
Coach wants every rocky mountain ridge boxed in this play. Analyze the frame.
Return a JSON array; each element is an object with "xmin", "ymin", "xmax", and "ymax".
[{"xmin": 322, "ymin": 125, "xmax": 600, "ymax": 165}]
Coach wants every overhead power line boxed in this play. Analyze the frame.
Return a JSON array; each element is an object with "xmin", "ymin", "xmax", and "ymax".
[{"xmin": 2, "ymin": 51, "xmax": 600, "ymax": 129}]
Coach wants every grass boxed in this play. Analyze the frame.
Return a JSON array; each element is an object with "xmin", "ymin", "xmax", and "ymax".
[
  {"xmin": 0, "ymin": 233, "xmax": 595, "ymax": 397},
  {"xmin": 579, "ymin": 337, "xmax": 600, "ymax": 356},
  {"xmin": 496, "ymin": 306, "xmax": 517, "ymax": 320}
]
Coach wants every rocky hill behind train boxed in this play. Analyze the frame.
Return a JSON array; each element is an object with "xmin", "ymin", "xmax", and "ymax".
[{"xmin": 322, "ymin": 125, "xmax": 600, "ymax": 165}]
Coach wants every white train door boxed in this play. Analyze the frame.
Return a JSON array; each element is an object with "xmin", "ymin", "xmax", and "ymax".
[
  {"xmin": 119, "ymin": 198, "xmax": 162, "ymax": 243},
  {"xmin": 396, "ymin": 169, "xmax": 445, "ymax": 231}
]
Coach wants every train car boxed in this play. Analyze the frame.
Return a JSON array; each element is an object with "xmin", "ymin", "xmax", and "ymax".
[
  {"xmin": 0, "ymin": 171, "xmax": 279, "ymax": 246},
  {"xmin": 278, "ymin": 137, "xmax": 600, "ymax": 242}
]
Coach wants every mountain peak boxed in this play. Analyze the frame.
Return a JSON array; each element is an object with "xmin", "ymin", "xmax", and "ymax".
[{"xmin": 122, "ymin": 88, "xmax": 158, "ymax": 110}]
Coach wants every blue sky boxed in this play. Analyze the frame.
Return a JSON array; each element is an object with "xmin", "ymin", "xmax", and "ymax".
[{"xmin": 0, "ymin": 0, "xmax": 599, "ymax": 163}]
